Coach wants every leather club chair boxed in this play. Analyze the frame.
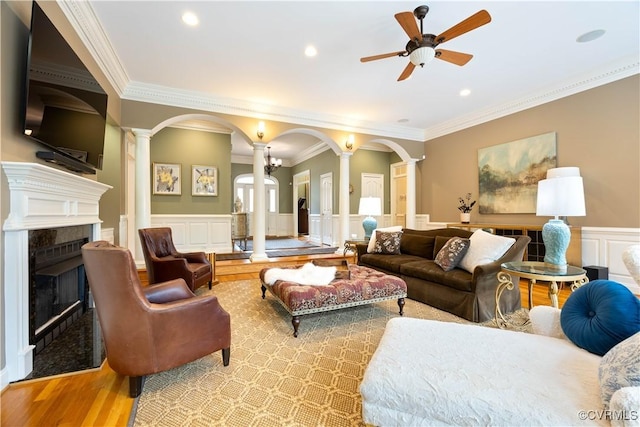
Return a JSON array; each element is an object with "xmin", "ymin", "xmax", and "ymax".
[
  {"xmin": 81, "ymin": 240, "xmax": 231, "ymax": 397},
  {"xmin": 138, "ymin": 227, "xmax": 213, "ymax": 291}
]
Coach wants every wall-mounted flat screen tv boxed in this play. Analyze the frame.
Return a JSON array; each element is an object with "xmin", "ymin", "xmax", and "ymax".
[{"xmin": 22, "ymin": 1, "xmax": 108, "ymax": 174}]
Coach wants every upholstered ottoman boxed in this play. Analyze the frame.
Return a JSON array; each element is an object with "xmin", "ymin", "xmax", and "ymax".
[{"xmin": 260, "ymin": 263, "xmax": 407, "ymax": 337}]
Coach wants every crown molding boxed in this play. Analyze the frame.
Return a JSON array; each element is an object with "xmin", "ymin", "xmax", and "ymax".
[
  {"xmin": 423, "ymin": 55, "xmax": 640, "ymax": 141},
  {"xmin": 63, "ymin": 2, "xmax": 639, "ymax": 145},
  {"xmin": 121, "ymin": 81, "xmax": 426, "ymax": 142},
  {"xmin": 57, "ymin": 0, "xmax": 129, "ymax": 95}
]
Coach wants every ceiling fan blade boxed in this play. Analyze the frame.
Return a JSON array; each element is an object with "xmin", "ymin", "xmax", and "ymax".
[
  {"xmin": 395, "ymin": 11, "xmax": 422, "ymax": 42},
  {"xmin": 435, "ymin": 10, "xmax": 491, "ymax": 44},
  {"xmin": 360, "ymin": 51, "xmax": 406, "ymax": 63},
  {"xmin": 397, "ymin": 62, "xmax": 416, "ymax": 81},
  {"xmin": 436, "ymin": 49, "xmax": 473, "ymax": 66}
]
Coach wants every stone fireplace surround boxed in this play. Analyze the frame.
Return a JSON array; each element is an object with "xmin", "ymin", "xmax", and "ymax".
[{"xmin": 2, "ymin": 162, "xmax": 110, "ymax": 385}]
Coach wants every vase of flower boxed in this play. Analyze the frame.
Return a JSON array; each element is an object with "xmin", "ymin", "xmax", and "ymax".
[{"xmin": 457, "ymin": 193, "xmax": 476, "ymax": 224}]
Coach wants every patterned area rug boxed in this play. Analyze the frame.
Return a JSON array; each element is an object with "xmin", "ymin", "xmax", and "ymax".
[{"xmin": 130, "ymin": 280, "xmax": 529, "ymax": 426}]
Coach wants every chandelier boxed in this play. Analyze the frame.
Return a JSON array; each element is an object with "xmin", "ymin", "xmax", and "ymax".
[{"xmin": 264, "ymin": 146, "xmax": 282, "ymax": 176}]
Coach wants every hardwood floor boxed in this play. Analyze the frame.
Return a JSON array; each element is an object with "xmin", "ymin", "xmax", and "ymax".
[{"xmin": 1, "ymin": 253, "xmax": 572, "ymax": 427}]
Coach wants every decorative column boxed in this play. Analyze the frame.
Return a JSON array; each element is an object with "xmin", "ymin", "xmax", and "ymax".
[
  {"xmin": 251, "ymin": 143, "xmax": 268, "ymax": 261},
  {"xmin": 338, "ymin": 152, "xmax": 353, "ymax": 253},
  {"xmin": 405, "ymin": 159, "xmax": 417, "ymax": 229},
  {"xmin": 132, "ymin": 128, "xmax": 152, "ymax": 261}
]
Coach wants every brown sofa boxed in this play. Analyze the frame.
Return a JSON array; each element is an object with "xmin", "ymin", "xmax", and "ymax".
[{"xmin": 356, "ymin": 228, "xmax": 530, "ymax": 322}]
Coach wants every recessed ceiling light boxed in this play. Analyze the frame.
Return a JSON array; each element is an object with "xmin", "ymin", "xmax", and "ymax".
[
  {"xmin": 305, "ymin": 45, "xmax": 317, "ymax": 57},
  {"xmin": 576, "ymin": 29, "xmax": 605, "ymax": 43},
  {"xmin": 182, "ymin": 12, "xmax": 199, "ymax": 27},
  {"xmin": 460, "ymin": 89, "xmax": 471, "ymax": 97}
]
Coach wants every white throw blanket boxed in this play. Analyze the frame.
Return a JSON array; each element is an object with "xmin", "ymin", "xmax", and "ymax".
[{"xmin": 264, "ymin": 262, "xmax": 337, "ymax": 286}]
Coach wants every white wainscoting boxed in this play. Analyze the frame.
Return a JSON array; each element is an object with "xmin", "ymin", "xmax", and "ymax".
[
  {"xmin": 150, "ymin": 214, "xmax": 234, "ymax": 253},
  {"xmin": 148, "ymin": 213, "xmax": 296, "ymax": 254},
  {"xmin": 581, "ymin": 227, "xmax": 640, "ymax": 294}
]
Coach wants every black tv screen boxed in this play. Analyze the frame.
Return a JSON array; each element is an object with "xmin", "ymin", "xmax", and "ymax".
[{"xmin": 22, "ymin": 1, "xmax": 108, "ymax": 173}]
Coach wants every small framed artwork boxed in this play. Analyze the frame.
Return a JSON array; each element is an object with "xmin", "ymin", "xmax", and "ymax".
[
  {"xmin": 153, "ymin": 162, "xmax": 181, "ymax": 195},
  {"xmin": 192, "ymin": 165, "xmax": 218, "ymax": 196}
]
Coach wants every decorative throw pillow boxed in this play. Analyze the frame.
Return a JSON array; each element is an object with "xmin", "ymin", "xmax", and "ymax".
[
  {"xmin": 458, "ymin": 229, "xmax": 515, "ymax": 273},
  {"xmin": 434, "ymin": 237, "xmax": 470, "ymax": 271},
  {"xmin": 367, "ymin": 226, "xmax": 403, "ymax": 253},
  {"xmin": 560, "ymin": 280, "xmax": 640, "ymax": 356},
  {"xmin": 373, "ymin": 231, "xmax": 403, "ymax": 255},
  {"xmin": 598, "ymin": 332, "xmax": 640, "ymax": 410}
]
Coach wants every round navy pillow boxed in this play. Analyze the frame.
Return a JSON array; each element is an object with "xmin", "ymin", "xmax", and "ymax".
[{"xmin": 560, "ymin": 280, "xmax": 640, "ymax": 356}]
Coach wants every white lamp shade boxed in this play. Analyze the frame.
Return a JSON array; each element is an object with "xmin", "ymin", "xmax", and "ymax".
[
  {"xmin": 409, "ymin": 47, "xmax": 436, "ymax": 66},
  {"xmin": 546, "ymin": 167, "xmax": 581, "ymax": 179},
  {"xmin": 358, "ymin": 197, "xmax": 382, "ymax": 216},
  {"xmin": 536, "ymin": 176, "xmax": 586, "ymax": 217}
]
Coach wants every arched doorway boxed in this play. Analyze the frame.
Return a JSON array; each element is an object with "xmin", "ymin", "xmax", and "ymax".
[{"xmin": 234, "ymin": 173, "xmax": 280, "ymax": 236}]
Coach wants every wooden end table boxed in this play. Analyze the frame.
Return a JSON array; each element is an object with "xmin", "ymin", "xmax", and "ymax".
[{"xmin": 495, "ymin": 261, "xmax": 588, "ymax": 328}]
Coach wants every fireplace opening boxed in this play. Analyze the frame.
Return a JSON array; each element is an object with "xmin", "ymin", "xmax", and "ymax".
[{"xmin": 29, "ymin": 226, "xmax": 91, "ymax": 355}]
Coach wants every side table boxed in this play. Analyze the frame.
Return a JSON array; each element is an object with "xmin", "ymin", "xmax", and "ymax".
[
  {"xmin": 343, "ymin": 239, "xmax": 367, "ymax": 258},
  {"xmin": 495, "ymin": 261, "xmax": 588, "ymax": 327}
]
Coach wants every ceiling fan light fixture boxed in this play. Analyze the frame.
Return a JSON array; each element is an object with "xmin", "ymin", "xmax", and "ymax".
[{"xmin": 409, "ymin": 46, "xmax": 435, "ymax": 67}]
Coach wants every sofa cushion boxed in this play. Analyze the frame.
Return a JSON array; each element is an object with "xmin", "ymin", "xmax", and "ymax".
[
  {"xmin": 360, "ymin": 253, "xmax": 425, "ymax": 274},
  {"xmin": 458, "ymin": 229, "xmax": 515, "ymax": 273},
  {"xmin": 598, "ymin": 332, "xmax": 640, "ymax": 410},
  {"xmin": 434, "ymin": 237, "xmax": 470, "ymax": 272},
  {"xmin": 372, "ymin": 231, "xmax": 402, "ymax": 254},
  {"xmin": 400, "ymin": 260, "xmax": 473, "ymax": 292},
  {"xmin": 561, "ymin": 280, "xmax": 640, "ymax": 356},
  {"xmin": 400, "ymin": 234, "xmax": 435, "ymax": 259},
  {"xmin": 367, "ymin": 226, "xmax": 403, "ymax": 253},
  {"xmin": 433, "ymin": 236, "xmax": 451, "ymax": 259}
]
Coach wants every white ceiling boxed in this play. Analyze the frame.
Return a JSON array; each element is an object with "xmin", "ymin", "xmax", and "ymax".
[{"xmin": 68, "ymin": 1, "xmax": 639, "ymax": 159}]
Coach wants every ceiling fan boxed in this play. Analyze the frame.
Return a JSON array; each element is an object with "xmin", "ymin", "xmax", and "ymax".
[{"xmin": 360, "ymin": 5, "xmax": 491, "ymax": 81}]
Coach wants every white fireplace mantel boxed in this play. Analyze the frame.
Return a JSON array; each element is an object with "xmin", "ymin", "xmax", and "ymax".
[{"xmin": 2, "ymin": 162, "xmax": 111, "ymax": 385}]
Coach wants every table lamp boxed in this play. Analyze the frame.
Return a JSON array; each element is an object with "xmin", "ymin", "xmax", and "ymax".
[
  {"xmin": 358, "ymin": 197, "xmax": 381, "ymax": 240},
  {"xmin": 536, "ymin": 167, "xmax": 586, "ymax": 271}
]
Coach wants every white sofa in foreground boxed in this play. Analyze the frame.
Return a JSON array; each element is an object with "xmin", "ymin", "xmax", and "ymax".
[{"xmin": 360, "ymin": 307, "xmax": 639, "ymax": 426}]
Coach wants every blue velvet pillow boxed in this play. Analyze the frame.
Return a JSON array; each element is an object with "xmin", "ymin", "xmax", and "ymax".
[{"xmin": 560, "ymin": 280, "xmax": 640, "ymax": 356}]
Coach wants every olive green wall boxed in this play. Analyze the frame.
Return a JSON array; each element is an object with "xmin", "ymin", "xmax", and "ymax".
[
  {"xmin": 96, "ymin": 122, "xmax": 122, "ymax": 241},
  {"xmin": 150, "ymin": 128, "xmax": 231, "ymax": 214},
  {"xmin": 422, "ymin": 75, "xmax": 640, "ymax": 228},
  {"xmin": 292, "ymin": 149, "xmax": 339, "ymax": 214}
]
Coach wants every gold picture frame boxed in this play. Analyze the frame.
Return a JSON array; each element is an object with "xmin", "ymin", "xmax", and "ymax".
[
  {"xmin": 192, "ymin": 165, "xmax": 218, "ymax": 196},
  {"xmin": 153, "ymin": 162, "xmax": 181, "ymax": 195}
]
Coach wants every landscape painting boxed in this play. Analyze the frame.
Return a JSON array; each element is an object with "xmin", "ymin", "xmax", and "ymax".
[{"xmin": 478, "ymin": 132, "xmax": 556, "ymax": 214}]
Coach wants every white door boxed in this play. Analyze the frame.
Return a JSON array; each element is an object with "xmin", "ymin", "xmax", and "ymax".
[
  {"xmin": 391, "ymin": 163, "xmax": 407, "ymax": 227},
  {"xmin": 320, "ymin": 173, "xmax": 333, "ymax": 246}
]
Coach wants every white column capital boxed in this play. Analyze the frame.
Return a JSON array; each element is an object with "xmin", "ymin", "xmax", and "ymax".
[{"xmin": 131, "ymin": 128, "xmax": 153, "ymax": 139}]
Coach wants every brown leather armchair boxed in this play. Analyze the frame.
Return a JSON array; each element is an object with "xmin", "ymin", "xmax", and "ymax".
[
  {"xmin": 138, "ymin": 227, "xmax": 213, "ymax": 291},
  {"xmin": 81, "ymin": 241, "xmax": 230, "ymax": 397}
]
